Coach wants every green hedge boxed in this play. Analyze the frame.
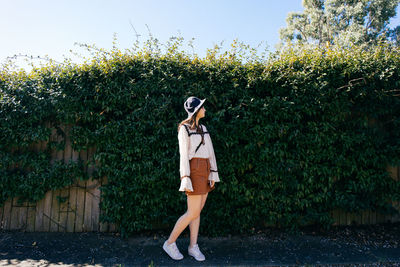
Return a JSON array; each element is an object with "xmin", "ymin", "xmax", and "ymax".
[{"xmin": 1, "ymin": 40, "xmax": 400, "ymax": 236}]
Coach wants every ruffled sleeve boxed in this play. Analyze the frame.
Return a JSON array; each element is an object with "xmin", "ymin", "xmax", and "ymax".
[
  {"xmin": 179, "ymin": 177, "xmax": 193, "ymax": 192},
  {"xmin": 204, "ymin": 125, "xmax": 220, "ymax": 182},
  {"xmin": 178, "ymin": 125, "xmax": 193, "ymax": 192}
]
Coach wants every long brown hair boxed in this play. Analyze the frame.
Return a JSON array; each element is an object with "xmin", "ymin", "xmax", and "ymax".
[{"xmin": 177, "ymin": 109, "xmax": 203, "ymax": 133}]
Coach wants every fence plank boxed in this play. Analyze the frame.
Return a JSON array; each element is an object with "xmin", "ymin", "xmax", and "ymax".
[
  {"xmin": 83, "ymin": 148, "xmax": 96, "ymax": 231},
  {"xmin": 99, "ymin": 176, "xmax": 109, "ymax": 232},
  {"xmin": 2, "ymin": 150, "xmax": 15, "ymax": 230},
  {"xmin": 9, "ymin": 198, "xmax": 19, "ymax": 230},
  {"xmin": 66, "ymin": 148, "xmax": 80, "ymax": 232},
  {"xmin": 75, "ymin": 184, "xmax": 86, "ymax": 232},
  {"xmin": 42, "ymin": 127, "xmax": 57, "ymax": 231},
  {"xmin": 9, "ymin": 147, "xmax": 21, "ymax": 230},
  {"xmin": 18, "ymin": 202, "xmax": 28, "ymax": 231},
  {"xmin": 339, "ymin": 210, "xmax": 346, "ymax": 225},
  {"xmin": 109, "ymin": 222, "xmax": 117, "ymax": 232},
  {"xmin": 393, "ymin": 198, "xmax": 400, "ymax": 223},
  {"xmin": 49, "ymin": 189, "xmax": 61, "ymax": 232},
  {"xmin": 354, "ymin": 212, "xmax": 360, "ymax": 225},
  {"xmin": 376, "ymin": 212, "xmax": 385, "ymax": 224},
  {"xmin": 33, "ymin": 145, "xmax": 45, "ymax": 232},
  {"xmin": 391, "ymin": 166, "xmax": 400, "ymax": 223},
  {"xmin": 91, "ymin": 184, "xmax": 100, "ymax": 231},
  {"xmin": 394, "ymin": 167, "xmax": 400, "ymax": 222},
  {"xmin": 59, "ymin": 125, "xmax": 72, "ymax": 232},
  {"xmin": 26, "ymin": 206, "xmax": 36, "ymax": 232},
  {"xmin": 22, "ymin": 137, "xmax": 41, "ymax": 231},
  {"xmin": 2, "ymin": 199, "xmax": 12, "ymax": 230},
  {"xmin": 0, "ymin": 204, "xmax": 3, "ymax": 230},
  {"xmin": 385, "ymin": 209, "xmax": 393, "ymax": 223},
  {"xmin": 88, "ymin": 147, "xmax": 100, "ymax": 231},
  {"xmin": 362, "ymin": 210, "xmax": 369, "ymax": 225},
  {"xmin": 354, "ymin": 212, "xmax": 361, "ymax": 225},
  {"xmin": 50, "ymin": 127, "xmax": 64, "ymax": 232},
  {"xmin": 331, "ymin": 209, "xmax": 339, "ymax": 226},
  {"xmin": 370, "ymin": 210, "xmax": 377, "ymax": 224},
  {"xmin": 58, "ymin": 188, "xmax": 70, "ymax": 232},
  {"xmin": 75, "ymin": 149, "xmax": 88, "ymax": 232},
  {"xmin": 34, "ymin": 195, "xmax": 45, "ymax": 232},
  {"xmin": 386, "ymin": 165, "xmax": 399, "ymax": 223},
  {"xmin": 84, "ymin": 178, "xmax": 94, "ymax": 231},
  {"xmin": 66, "ymin": 184, "xmax": 77, "ymax": 232},
  {"xmin": 345, "ymin": 211, "xmax": 352, "ymax": 225},
  {"xmin": 42, "ymin": 191, "xmax": 53, "ymax": 232}
]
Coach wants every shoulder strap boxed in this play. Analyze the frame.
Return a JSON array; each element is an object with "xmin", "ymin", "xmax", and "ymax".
[
  {"xmin": 194, "ymin": 141, "xmax": 203, "ymax": 153},
  {"xmin": 183, "ymin": 124, "xmax": 190, "ymax": 136},
  {"xmin": 194, "ymin": 125, "xmax": 205, "ymax": 153},
  {"xmin": 183, "ymin": 124, "xmax": 207, "ymax": 154},
  {"xmin": 183, "ymin": 124, "xmax": 209, "ymax": 136}
]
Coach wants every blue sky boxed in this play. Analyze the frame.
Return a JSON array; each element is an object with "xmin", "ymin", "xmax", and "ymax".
[{"xmin": 1, "ymin": 0, "xmax": 400, "ymax": 70}]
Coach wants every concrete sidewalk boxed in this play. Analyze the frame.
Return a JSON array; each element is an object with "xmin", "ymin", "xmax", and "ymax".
[{"xmin": 0, "ymin": 224, "xmax": 399, "ymax": 266}]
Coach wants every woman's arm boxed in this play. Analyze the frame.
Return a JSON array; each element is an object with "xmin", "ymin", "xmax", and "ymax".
[
  {"xmin": 204, "ymin": 126, "xmax": 220, "ymax": 182},
  {"xmin": 178, "ymin": 125, "xmax": 194, "ymax": 191}
]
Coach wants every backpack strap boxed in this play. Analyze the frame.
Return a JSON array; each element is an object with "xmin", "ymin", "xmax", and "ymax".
[
  {"xmin": 195, "ymin": 125, "xmax": 205, "ymax": 153},
  {"xmin": 184, "ymin": 124, "xmax": 206, "ymax": 154},
  {"xmin": 183, "ymin": 124, "xmax": 190, "ymax": 136},
  {"xmin": 195, "ymin": 139, "xmax": 203, "ymax": 153}
]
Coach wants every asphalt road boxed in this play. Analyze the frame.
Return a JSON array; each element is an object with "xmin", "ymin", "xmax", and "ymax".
[{"xmin": 0, "ymin": 223, "xmax": 399, "ymax": 266}]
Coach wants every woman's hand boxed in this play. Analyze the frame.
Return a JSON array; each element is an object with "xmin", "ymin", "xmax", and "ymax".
[{"xmin": 209, "ymin": 180, "xmax": 215, "ymax": 187}]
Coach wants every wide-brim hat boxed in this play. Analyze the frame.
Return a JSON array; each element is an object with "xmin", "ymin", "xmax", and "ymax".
[{"xmin": 184, "ymin": 96, "xmax": 206, "ymax": 119}]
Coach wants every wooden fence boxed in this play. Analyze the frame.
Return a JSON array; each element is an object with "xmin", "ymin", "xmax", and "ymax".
[
  {"xmin": 0, "ymin": 123, "xmax": 399, "ymax": 232},
  {"xmin": 331, "ymin": 163, "xmax": 400, "ymax": 226},
  {"xmin": 0, "ymin": 123, "xmax": 116, "ymax": 232}
]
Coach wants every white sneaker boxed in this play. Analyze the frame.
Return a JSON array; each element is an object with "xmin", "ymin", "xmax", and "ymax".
[
  {"xmin": 188, "ymin": 243, "xmax": 206, "ymax": 261},
  {"xmin": 163, "ymin": 240, "xmax": 184, "ymax": 260}
]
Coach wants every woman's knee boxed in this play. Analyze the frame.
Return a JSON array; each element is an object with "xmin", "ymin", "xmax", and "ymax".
[
  {"xmin": 187, "ymin": 195, "xmax": 202, "ymax": 217},
  {"xmin": 186, "ymin": 209, "xmax": 201, "ymax": 220},
  {"xmin": 185, "ymin": 205, "xmax": 201, "ymax": 219}
]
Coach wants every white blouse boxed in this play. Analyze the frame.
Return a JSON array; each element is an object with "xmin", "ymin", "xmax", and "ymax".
[{"xmin": 178, "ymin": 123, "xmax": 220, "ymax": 192}]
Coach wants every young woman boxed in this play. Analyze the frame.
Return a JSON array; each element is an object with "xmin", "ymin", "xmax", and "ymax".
[{"xmin": 163, "ymin": 96, "xmax": 220, "ymax": 261}]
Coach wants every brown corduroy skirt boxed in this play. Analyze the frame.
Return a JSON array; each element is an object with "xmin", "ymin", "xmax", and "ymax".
[{"xmin": 185, "ymin": 157, "xmax": 215, "ymax": 196}]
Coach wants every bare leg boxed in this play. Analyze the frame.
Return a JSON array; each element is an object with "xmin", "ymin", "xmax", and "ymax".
[
  {"xmin": 189, "ymin": 193, "xmax": 208, "ymax": 248},
  {"xmin": 167, "ymin": 194, "xmax": 202, "ymax": 244}
]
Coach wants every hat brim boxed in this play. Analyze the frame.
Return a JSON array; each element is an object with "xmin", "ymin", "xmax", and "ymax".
[{"xmin": 187, "ymin": 98, "xmax": 206, "ymax": 119}]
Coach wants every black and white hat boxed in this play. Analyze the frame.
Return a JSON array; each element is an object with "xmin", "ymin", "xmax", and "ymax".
[{"xmin": 184, "ymin": 96, "xmax": 206, "ymax": 119}]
